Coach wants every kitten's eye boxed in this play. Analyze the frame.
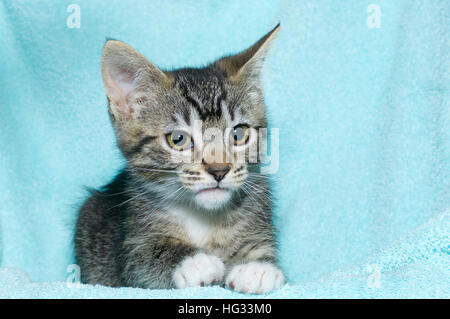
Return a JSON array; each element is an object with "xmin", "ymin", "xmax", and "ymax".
[
  {"xmin": 166, "ymin": 131, "xmax": 193, "ymax": 151},
  {"xmin": 230, "ymin": 124, "xmax": 249, "ymax": 146}
]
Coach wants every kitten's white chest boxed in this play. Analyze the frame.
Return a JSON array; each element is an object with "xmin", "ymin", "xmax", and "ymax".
[{"xmin": 169, "ymin": 207, "xmax": 215, "ymax": 247}]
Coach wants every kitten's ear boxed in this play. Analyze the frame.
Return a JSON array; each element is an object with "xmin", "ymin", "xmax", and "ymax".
[
  {"xmin": 101, "ymin": 40, "xmax": 171, "ymax": 120},
  {"xmin": 215, "ymin": 24, "xmax": 280, "ymax": 84}
]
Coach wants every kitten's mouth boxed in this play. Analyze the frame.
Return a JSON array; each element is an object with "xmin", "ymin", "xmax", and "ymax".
[
  {"xmin": 194, "ymin": 186, "xmax": 231, "ymax": 209},
  {"xmin": 196, "ymin": 186, "xmax": 228, "ymax": 195}
]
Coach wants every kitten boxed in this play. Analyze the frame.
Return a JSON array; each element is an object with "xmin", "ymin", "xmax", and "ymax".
[{"xmin": 75, "ymin": 24, "xmax": 285, "ymax": 294}]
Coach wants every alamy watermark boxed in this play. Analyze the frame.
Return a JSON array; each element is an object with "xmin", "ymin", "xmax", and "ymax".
[
  {"xmin": 66, "ymin": 4, "xmax": 81, "ymax": 29},
  {"xmin": 366, "ymin": 264, "xmax": 381, "ymax": 288},
  {"xmin": 366, "ymin": 4, "xmax": 381, "ymax": 29},
  {"xmin": 66, "ymin": 264, "xmax": 81, "ymax": 288}
]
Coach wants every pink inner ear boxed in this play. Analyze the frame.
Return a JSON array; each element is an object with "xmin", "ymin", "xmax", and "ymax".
[
  {"xmin": 106, "ymin": 68, "xmax": 137, "ymax": 114},
  {"xmin": 115, "ymin": 70, "xmax": 137, "ymax": 96}
]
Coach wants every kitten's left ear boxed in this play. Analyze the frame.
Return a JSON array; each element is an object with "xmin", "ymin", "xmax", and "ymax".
[
  {"xmin": 101, "ymin": 40, "xmax": 172, "ymax": 120},
  {"xmin": 215, "ymin": 24, "xmax": 280, "ymax": 84}
]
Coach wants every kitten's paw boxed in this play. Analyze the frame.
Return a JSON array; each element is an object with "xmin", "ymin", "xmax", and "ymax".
[
  {"xmin": 173, "ymin": 253, "xmax": 225, "ymax": 288},
  {"xmin": 226, "ymin": 262, "xmax": 285, "ymax": 294}
]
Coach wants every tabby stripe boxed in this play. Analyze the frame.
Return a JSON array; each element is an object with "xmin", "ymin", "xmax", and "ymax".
[
  {"xmin": 228, "ymin": 100, "xmax": 238, "ymax": 121},
  {"xmin": 125, "ymin": 136, "xmax": 157, "ymax": 156},
  {"xmin": 215, "ymin": 91, "xmax": 226, "ymax": 117},
  {"xmin": 211, "ymin": 85, "xmax": 217, "ymax": 110},
  {"xmin": 183, "ymin": 170, "xmax": 200, "ymax": 175},
  {"xmin": 234, "ymin": 166, "xmax": 245, "ymax": 173},
  {"xmin": 181, "ymin": 107, "xmax": 191, "ymax": 126},
  {"xmin": 181, "ymin": 84, "xmax": 206, "ymax": 121},
  {"xmin": 229, "ymin": 241, "xmax": 261, "ymax": 259}
]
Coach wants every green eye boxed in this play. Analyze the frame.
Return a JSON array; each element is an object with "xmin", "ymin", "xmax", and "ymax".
[
  {"xmin": 230, "ymin": 124, "xmax": 249, "ymax": 145},
  {"xmin": 166, "ymin": 131, "xmax": 193, "ymax": 151}
]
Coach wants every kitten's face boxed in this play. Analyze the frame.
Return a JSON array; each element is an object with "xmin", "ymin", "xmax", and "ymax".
[
  {"xmin": 124, "ymin": 68, "xmax": 266, "ymax": 209},
  {"xmin": 101, "ymin": 26, "xmax": 278, "ymax": 210}
]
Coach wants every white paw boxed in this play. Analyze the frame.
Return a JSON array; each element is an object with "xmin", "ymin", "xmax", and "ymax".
[
  {"xmin": 226, "ymin": 262, "xmax": 285, "ymax": 294},
  {"xmin": 173, "ymin": 253, "xmax": 225, "ymax": 288}
]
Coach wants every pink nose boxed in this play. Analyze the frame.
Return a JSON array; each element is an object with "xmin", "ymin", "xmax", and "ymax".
[{"xmin": 205, "ymin": 164, "xmax": 231, "ymax": 182}]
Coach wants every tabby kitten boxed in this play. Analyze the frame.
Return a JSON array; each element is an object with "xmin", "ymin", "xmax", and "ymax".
[{"xmin": 75, "ymin": 25, "xmax": 285, "ymax": 294}]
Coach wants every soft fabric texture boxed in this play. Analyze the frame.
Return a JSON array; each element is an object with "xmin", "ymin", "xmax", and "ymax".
[{"xmin": 0, "ymin": 0, "xmax": 448, "ymax": 298}]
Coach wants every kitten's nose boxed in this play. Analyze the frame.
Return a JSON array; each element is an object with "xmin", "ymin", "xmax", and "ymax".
[{"xmin": 205, "ymin": 164, "xmax": 231, "ymax": 182}]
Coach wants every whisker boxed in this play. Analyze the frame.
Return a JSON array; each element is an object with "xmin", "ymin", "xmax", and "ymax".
[
  {"xmin": 134, "ymin": 167, "xmax": 179, "ymax": 174},
  {"xmin": 110, "ymin": 188, "xmax": 153, "ymax": 209}
]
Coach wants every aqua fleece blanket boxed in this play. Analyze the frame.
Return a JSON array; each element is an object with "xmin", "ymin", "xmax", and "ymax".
[{"xmin": 0, "ymin": 0, "xmax": 449, "ymax": 298}]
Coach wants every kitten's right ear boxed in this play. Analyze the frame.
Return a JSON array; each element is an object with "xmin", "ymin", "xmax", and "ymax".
[
  {"xmin": 101, "ymin": 40, "xmax": 171, "ymax": 120},
  {"xmin": 215, "ymin": 24, "xmax": 280, "ymax": 85}
]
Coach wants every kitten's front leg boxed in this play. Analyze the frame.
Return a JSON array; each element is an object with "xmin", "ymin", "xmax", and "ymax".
[
  {"xmin": 124, "ymin": 238, "xmax": 224, "ymax": 289},
  {"xmin": 225, "ymin": 261, "xmax": 285, "ymax": 294}
]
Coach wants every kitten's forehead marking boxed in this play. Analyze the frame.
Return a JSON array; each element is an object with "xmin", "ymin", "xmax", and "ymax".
[{"xmin": 174, "ymin": 69, "xmax": 229, "ymax": 123}]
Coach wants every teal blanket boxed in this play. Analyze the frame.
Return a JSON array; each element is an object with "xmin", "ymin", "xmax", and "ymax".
[{"xmin": 0, "ymin": 0, "xmax": 449, "ymax": 298}]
